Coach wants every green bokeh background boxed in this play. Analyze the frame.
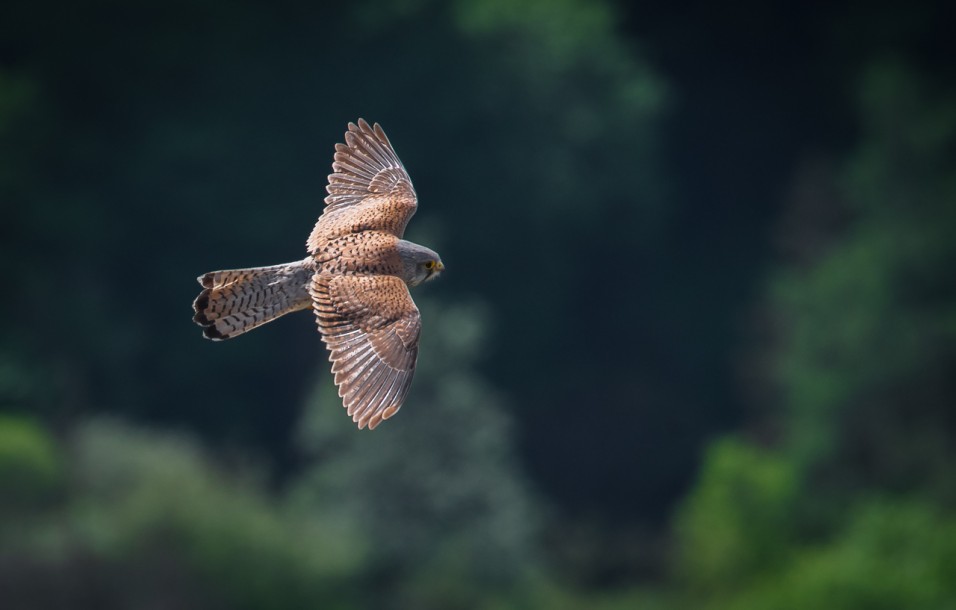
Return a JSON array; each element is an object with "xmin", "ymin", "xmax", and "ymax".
[{"xmin": 2, "ymin": 0, "xmax": 954, "ymax": 607}]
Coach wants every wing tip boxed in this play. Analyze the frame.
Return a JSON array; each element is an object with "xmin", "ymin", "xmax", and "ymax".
[
  {"xmin": 363, "ymin": 404, "xmax": 400, "ymax": 431},
  {"xmin": 347, "ymin": 118, "xmax": 389, "ymax": 148}
]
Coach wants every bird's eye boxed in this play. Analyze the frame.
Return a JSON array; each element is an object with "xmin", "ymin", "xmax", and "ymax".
[{"xmin": 424, "ymin": 261, "xmax": 435, "ymax": 270}]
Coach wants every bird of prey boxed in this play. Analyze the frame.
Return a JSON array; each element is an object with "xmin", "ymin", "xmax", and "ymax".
[{"xmin": 192, "ymin": 120, "xmax": 444, "ymax": 430}]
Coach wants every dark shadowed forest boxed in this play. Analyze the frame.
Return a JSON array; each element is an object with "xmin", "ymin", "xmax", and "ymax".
[{"xmin": 2, "ymin": 0, "xmax": 955, "ymax": 608}]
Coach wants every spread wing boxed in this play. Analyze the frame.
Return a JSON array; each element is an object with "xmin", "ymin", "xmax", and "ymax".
[
  {"xmin": 308, "ymin": 119, "xmax": 418, "ymax": 251},
  {"xmin": 311, "ymin": 273, "xmax": 421, "ymax": 430}
]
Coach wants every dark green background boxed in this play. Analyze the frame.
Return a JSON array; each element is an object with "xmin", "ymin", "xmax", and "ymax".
[{"xmin": 2, "ymin": 1, "xmax": 955, "ymax": 608}]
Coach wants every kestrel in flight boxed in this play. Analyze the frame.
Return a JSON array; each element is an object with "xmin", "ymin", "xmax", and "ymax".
[{"xmin": 192, "ymin": 120, "xmax": 444, "ymax": 430}]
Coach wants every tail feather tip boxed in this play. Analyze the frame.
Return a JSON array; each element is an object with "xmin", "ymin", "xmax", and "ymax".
[{"xmin": 203, "ymin": 326, "xmax": 226, "ymax": 341}]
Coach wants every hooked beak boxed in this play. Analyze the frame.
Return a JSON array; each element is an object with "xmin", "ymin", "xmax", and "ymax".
[{"xmin": 428, "ymin": 261, "xmax": 445, "ymax": 280}]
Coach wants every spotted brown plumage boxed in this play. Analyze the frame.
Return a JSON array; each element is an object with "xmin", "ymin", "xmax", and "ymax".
[
  {"xmin": 307, "ymin": 120, "xmax": 418, "ymax": 247},
  {"xmin": 193, "ymin": 119, "xmax": 443, "ymax": 429},
  {"xmin": 311, "ymin": 274, "xmax": 420, "ymax": 430}
]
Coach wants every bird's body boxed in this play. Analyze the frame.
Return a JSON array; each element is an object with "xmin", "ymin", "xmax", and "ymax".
[
  {"xmin": 314, "ymin": 231, "xmax": 402, "ymax": 276},
  {"xmin": 193, "ymin": 120, "xmax": 443, "ymax": 430}
]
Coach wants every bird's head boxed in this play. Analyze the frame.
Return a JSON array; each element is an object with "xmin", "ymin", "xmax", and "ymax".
[{"xmin": 397, "ymin": 240, "xmax": 444, "ymax": 287}]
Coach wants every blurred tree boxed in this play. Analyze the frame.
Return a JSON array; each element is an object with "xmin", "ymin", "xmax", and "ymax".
[
  {"xmin": 1, "ymin": 418, "xmax": 364, "ymax": 610},
  {"xmin": 669, "ymin": 58, "xmax": 956, "ymax": 609},
  {"xmin": 674, "ymin": 438, "xmax": 799, "ymax": 594},
  {"xmin": 770, "ymin": 61, "xmax": 956, "ymax": 502},
  {"xmin": 292, "ymin": 296, "xmax": 544, "ymax": 609},
  {"xmin": 0, "ymin": 416, "xmax": 62, "ymax": 513},
  {"xmin": 691, "ymin": 500, "xmax": 956, "ymax": 610}
]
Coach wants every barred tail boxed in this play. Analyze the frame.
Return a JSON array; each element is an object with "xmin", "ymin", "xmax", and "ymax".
[{"xmin": 192, "ymin": 258, "xmax": 314, "ymax": 340}]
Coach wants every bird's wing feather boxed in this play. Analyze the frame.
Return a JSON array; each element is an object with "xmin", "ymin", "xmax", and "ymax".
[
  {"xmin": 308, "ymin": 119, "xmax": 417, "ymax": 250},
  {"xmin": 311, "ymin": 273, "xmax": 421, "ymax": 429}
]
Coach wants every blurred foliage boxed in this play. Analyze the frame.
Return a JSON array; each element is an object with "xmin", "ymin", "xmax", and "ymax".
[
  {"xmin": 668, "ymin": 59, "xmax": 956, "ymax": 609},
  {"xmin": 675, "ymin": 438, "xmax": 799, "ymax": 593},
  {"xmin": 771, "ymin": 62, "xmax": 956, "ymax": 499},
  {"xmin": 746, "ymin": 500, "xmax": 956, "ymax": 610},
  {"xmin": 293, "ymin": 297, "xmax": 542, "ymax": 609},
  {"xmin": 685, "ymin": 499, "xmax": 956, "ymax": 610},
  {"xmin": 0, "ymin": 416, "xmax": 62, "ymax": 509},
  {"xmin": 69, "ymin": 420, "xmax": 364, "ymax": 610},
  {"xmin": 1, "ymin": 418, "xmax": 363, "ymax": 610}
]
